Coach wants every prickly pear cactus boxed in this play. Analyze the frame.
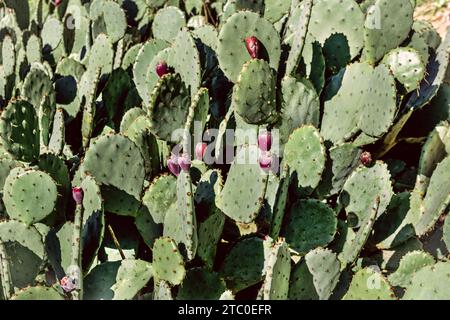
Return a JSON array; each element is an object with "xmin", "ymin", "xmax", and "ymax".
[{"xmin": 0, "ymin": 0, "xmax": 448, "ymax": 301}]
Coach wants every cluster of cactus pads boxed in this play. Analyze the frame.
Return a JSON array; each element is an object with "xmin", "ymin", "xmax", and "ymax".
[{"xmin": 0, "ymin": 0, "xmax": 449, "ymax": 301}]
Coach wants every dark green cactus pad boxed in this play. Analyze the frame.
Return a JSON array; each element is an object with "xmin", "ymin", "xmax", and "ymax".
[
  {"xmin": 289, "ymin": 259, "xmax": 319, "ymax": 300},
  {"xmin": 102, "ymin": 185, "xmax": 141, "ymax": 217},
  {"xmin": 363, "ymin": 0, "xmax": 414, "ymax": 64},
  {"xmin": 133, "ymin": 39, "xmax": 169, "ymax": 104},
  {"xmin": 90, "ymin": 0, "xmax": 127, "ymax": 43},
  {"xmin": 3, "ymin": 168, "xmax": 58, "ymax": 225},
  {"xmin": 216, "ymin": 145, "xmax": 268, "ymax": 224},
  {"xmin": 163, "ymin": 170, "xmax": 198, "ymax": 260},
  {"xmin": 418, "ymin": 123, "xmax": 449, "ymax": 177},
  {"xmin": 79, "ymin": 67, "xmax": 100, "ymax": 148},
  {"xmin": 0, "ymin": 159, "xmax": 22, "ymax": 193},
  {"xmin": 264, "ymin": 0, "xmax": 292, "ymax": 23},
  {"xmin": 152, "ymin": 237, "xmax": 186, "ymax": 285},
  {"xmin": 194, "ymin": 169, "xmax": 222, "ymax": 206},
  {"xmin": 147, "ymin": 73, "xmax": 191, "ymax": 143},
  {"xmin": 338, "ymin": 198, "xmax": 378, "ymax": 268},
  {"xmin": 0, "ymin": 221, "xmax": 44, "ymax": 257},
  {"xmin": 284, "ymin": 199, "xmax": 337, "ymax": 254},
  {"xmin": 197, "ymin": 208, "xmax": 225, "ymax": 268},
  {"xmin": 407, "ymin": 29, "xmax": 450, "ymax": 110},
  {"xmin": 142, "ymin": 174, "xmax": 177, "ymax": 225},
  {"xmin": 321, "ymin": 62, "xmax": 397, "ymax": 143},
  {"xmin": 278, "ymin": 76, "xmax": 320, "ymax": 145},
  {"xmin": 382, "ymin": 48, "xmax": 425, "ymax": 93},
  {"xmin": 220, "ymin": 237, "xmax": 271, "ymax": 292},
  {"xmin": 309, "ymin": 0, "xmax": 364, "ymax": 59},
  {"xmin": 261, "ymin": 239, "xmax": 291, "ymax": 300},
  {"xmin": 102, "ymin": 68, "xmax": 132, "ymax": 125},
  {"xmin": 284, "ymin": 126, "xmax": 326, "ymax": 189},
  {"xmin": 83, "ymin": 134, "xmax": 145, "ymax": 200},
  {"xmin": 304, "ymin": 248, "xmax": 341, "ymax": 300},
  {"xmin": 84, "ymin": 259, "xmax": 153, "ymax": 300},
  {"xmin": 217, "ymin": 11, "xmax": 281, "ymax": 83},
  {"xmin": 88, "ymin": 34, "xmax": 114, "ymax": 75},
  {"xmin": 22, "ymin": 67, "xmax": 54, "ymax": 111},
  {"xmin": 135, "ymin": 206, "xmax": 162, "ymax": 249},
  {"xmin": 11, "ymin": 286, "xmax": 64, "ymax": 300},
  {"xmin": 233, "ymin": 59, "xmax": 277, "ymax": 125},
  {"xmin": 45, "ymin": 221, "xmax": 73, "ymax": 276},
  {"xmin": 340, "ymin": 162, "xmax": 393, "ymax": 227},
  {"xmin": 403, "ymin": 262, "xmax": 450, "ymax": 300},
  {"xmin": 285, "ymin": 0, "xmax": 312, "ymax": 76},
  {"xmin": 167, "ymin": 28, "xmax": 201, "ymax": 95},
  {"xmin": 343, "ymin": 267, "xmax": 395, "ymax": 300},
  {"xmin": 387, "ymin": 251, "xmax": 435, "ymax": 287},
  {"xmin": 152, "ymin": 6, "xmax": 186, "ymax": 42},
  {"xmin": 221, "ymin": 0, "xmax": 265, "ymax": 22},
  {"xmin": 269, "ymin": 165, "xmax": 290, "ymax": 240},
  {"xmin": 177, "ymin": 267, "xmax": 227, "ymax": 300}
]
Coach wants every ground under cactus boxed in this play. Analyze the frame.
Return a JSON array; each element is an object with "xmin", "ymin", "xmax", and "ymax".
[{"xmin": 0, "ymin": 0, "xmax": 449, "ymax": 301}]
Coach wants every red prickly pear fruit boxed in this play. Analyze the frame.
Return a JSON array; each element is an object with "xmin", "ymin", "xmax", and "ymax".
[
  {"xmin": 178, "ymin": 153, "xmax": 191, "ymax": 172},
  {"xmin": 156, "ymin": 61, "xmax": 169, "ymax": 78},
  {"xmin": 258, "ymin": 131, "xmax": 272, "ymax": 152},
  {"xmin": 53, "ymin": 0, "xmax": 62, "ymax": 7},
  {"xmin": 168, "ymin": 154, "xmax": 181, "ymax": 176},
  {"xmin": 245, "ymin": 36, "xmax": 260, "ymax": 59},
  {"xmin": 60, "ymin": 276, "xmax": 76, "ymax": 293},
  {"xmin": 259, "ymin": 152, "xmax": 272, "ymax": 171},
  {"xmin": 195, "ymin": 142, "xmax": 207, "ymax": 160},
  {"xmin": 360, "ymin": 151, "xmax": 372, "ymax": 167},
  {"xmin": 72, "ymin": 187, "xmax": 83, "ymax": 205}
]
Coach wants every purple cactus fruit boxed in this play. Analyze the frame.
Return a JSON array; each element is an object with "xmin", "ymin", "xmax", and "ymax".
[
  {"xmin": 53, "ymin": 0, "xmax": 62, "ymax": 7},
  {"xmin": 178, "ymin": 153, "xmax": 191, "ymax": 172},
  {"xmin": 156, "ymin": 61, "xmax": 169, "ymax": 78},
  {"xmin": 245, "ymin": 36, "xmax": 260, "ymax": 59},
  {"xmin": 195, "ymin": 142, "xmax": 207, "ymax": 160},
  {"xmin": 72, "ymin": 187, "xmax": 83, "ymax": 205},
  {"xmin": 60, "ymin": 276, "xmax": 77, "ymax": 293},
  {"xmin": 168, "ymin": 154, "xmax": 181, "ymax": 176},
  {"xmin": 360, "ymin": 151, "xmax": 373, "ymax": 167},
  {"xmin": 259, "ymin": 152, "xmax": 272, "ymax": 171},
  {"xmin": 258, "ymin": 131, "xmax": 272, "ymax": 152}
]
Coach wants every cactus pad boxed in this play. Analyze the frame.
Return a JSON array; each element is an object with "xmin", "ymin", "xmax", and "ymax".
[
  {"xmin": 152, "ymin": 237, "xmax": 186, "ymax": 286},
  {"xmin": 177, "ymin": 267, "xmax": 226, "ymax": 300}
]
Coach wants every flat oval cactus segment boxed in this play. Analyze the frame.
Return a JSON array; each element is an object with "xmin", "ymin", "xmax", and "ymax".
[
  {"xmin": 177, "ymin": 267, "xmax": 227, "ymax": 300},
  {"xmin": 152, "ymin": 237, "xmax": 186, "ymax": 286},
  {"xmin": 388, "ymin": 250, "xmax": 435, "ymax": 287},
  {"xmin": 152, "ymin": 6, "xmax": 186, "ymax": 42},
  {"xmin": 217, "ymin": 11, "xmax": 281, "ymax": 83},
  {"xmin": 403, "ymin": 262, "xmax": 450, "ymax": 300},
  {"xmin": 343, "ymin": 267, "xmax": 395, "ymax": 300},
  {"xmin": 11, "ymin": 286, "xmax": 64, "ymax": 300}
]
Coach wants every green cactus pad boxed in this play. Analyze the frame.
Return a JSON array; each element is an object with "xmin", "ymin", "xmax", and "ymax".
[
  {"xmin": 122, "ymin": 43, "xmax": 143, "ymax": 71},
  {"xmin": 284, "ymin": 199, "xmax": 337, "ymax": 254},
  {"xmin": 45, "ymin": 221, "xmax": 73, "ymax": 275},
  {"xmin": 167, "ymin": 28, "xmax": 201, "ymax": 95},
  {"xmin": 340, "ymin": 162, "xmax": 393, "ymax": 227},
  {"xmin": 22, "ymin": 67, "xmax": 54, "ymax": 111},
  {"xmin": 48, "ymin": 109, "xmax": 65, "ymax": 155},
  {"xmin": 2, "ymin": 35, "xmax": 15, "ymax": 76},
  {"xmin": 217, "ymin": 11, "xmax": 281, "ymax": 82},
  {"xmin": 154, "ymin": 280, "xmax": 173, "ymax": 300},
  {"xmin": 142, "ymin": 174, "xmax": 177, "ymax": 225},
  {"xmin": 264, "ymin": 0, "xmax": 293, "ymax": 23},
  {"xmin": 11, "ymin": 286, "xmax": 64, "ymax": 300},
  {"xmin": 197, "ymin": 208, "xmax": 226, "ymax": 269},
  {"xmin": 269, "ymin": 165, "xmax": 290, "ymax": 240},
  {"xmin": 382, "ymin": 48, "xmax": 425, "ymax": 93},
  {"xmin": 194, "ymin": 169, "xmax": 223, "ymax": 206},
  {"xmin": 88, "ymin": 34, "xmax": 114, "ymax": 75},
  {"xmin": 305, "ymin": 248, "xmax": 341, "ymax": 300},
  {"xmin": 261, "ymin": 239, "xmax": 291, "ymax": 300},
  {"xmin": 152, "ymin": 237, "xmax": 186, "ymax": 286},
  {"xmin": 363, "ymin": 0, "xmax": 414, "ymax": 64},
  {"xmin": 0, "ymin": 220, "xmax": 45, "ymax": 259},
  {"xmin": 152, "ymin": 6, "xmax": 186, "ymax": 42},
  {"xmin": 278, "ymin": 77, "xmax": 320, "ymax": 145},
  {"xmin": 387, "ymin": 251, "xmax": 435, "ymax": 287},
  {"xmin": 90, "ymin": 0, "xmax": 127, "ymax": 43},
  {"xmin": 444, "ymin": 215, "xmax": 450, "ymax": 253},
  {"xmin": 0, "ymin": 158, "xmax": 22, "ymax": 191},
  {"xmin": 284, "ymin": 126, "xmax": 326, "ymax": 189},
  {"xmin": 309, "ymin": 0, "xmax": 364, "ymax": 59},
  {"xmin": 407, "ymin": 30, "xmax": 450, "ymax": 110},
  {"xmin": 343, "ymin": 267, "xmax": 395, "ymax": 300},
  {"xmin": 135, "ymin": 206, "xmax": 162, "ymax": 249},
  {"xmin": 79, "ymin": 67, "xmax": 100, "ymax": 148},
  {"xmin": 403, "ymin": 262, "xmax": 450, "ymax": 300},
  {"xmin": 216, "ymin": 145, "xmax": 268, "ymax": 223},
  {"xmin": 177, "ymin": 267, "xmax": 227, "ymax": 300},
  {"xmin": 321, "ymin": 62, "xmax": 397, "ymax": 143},
  {"xmin": 220, "ymin": 237, "xmax": 271, "ymax": 292},
  {"xmin": 418, "ymin": 124, "xmax": 449, "ymax": 177},
  {"xmin": 289, "ymin": 259, "xmax": 319, "ymax": 300},
  {"xmin": 232, "ymin": 59, "xmax": 277, "ymax": 125},
  {"xmin": 147, "ymin": 73, "xmax": 190, "ymax": 143},
  {"xmin": 41, "ymin": 17, "xmax": 63, "ymax": 51},
  {"xmin": 3, "ymin": 168, "xmax": 58, "ymax": 225},
  {"xmin": 83, "ymin": 134, "xmax": 145, "ymax": 200},
  {"xmin": 102, "ymin": 185, "xmax": 141, "ymax": 217},
  {"xmin": 133, "ymin": 39, "xmax": 169, "ymax": 104}
]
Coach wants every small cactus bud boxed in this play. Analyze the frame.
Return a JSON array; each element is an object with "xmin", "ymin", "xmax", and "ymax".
[
  {"xmin": 258, "ymin": 131, "xmax": 272, "ymax": 152},
  {"xmin": 156, "ymin": 61, "xmax": 169, "ymax": 78},
  {"xmin": 168, "ymin": 154, "xmax": 181, "ymax": 176},
  {"xmin": 195, "ymin": 142, "xmax": 207, "ymax": 160},
  {"xmin": 60, "ymin": 276, "xmax": 77, "ymax": 293},
  {"xmin": 52, "ymin": 0, "xmax": 62, "ymax": 7},
  {"xmin": 245, "ymin": 36, "xmax": 260, "ymax": 59},
  {"xmin": 178, "ymin": 153, "xmax": 191, "ymax": 172},
  {"xmin": 72, "ymin": 187, "xmax": 83, "ymax": 205},
  {"xmin": 360, "ymin": 151, "xmax": 372, "ymax": 167},
  {"xmin": 259, "ymin": 152, "xmax": 272, "ymax": 171}
]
